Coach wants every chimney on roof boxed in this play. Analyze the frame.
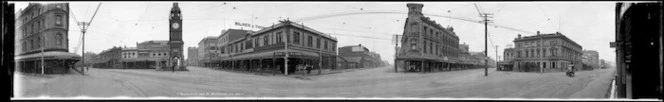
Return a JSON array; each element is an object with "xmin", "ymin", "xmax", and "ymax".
[
  {"xmin": 518, "ymin": 34, "xmax": 522, "ymax": 39},
  {"xmin": 359, "ymin": 44, "xmax": 362, "ymax": 46},
  {"xmin": 537, "ymin": 31, "xmax": 540, "ymax": 35}
]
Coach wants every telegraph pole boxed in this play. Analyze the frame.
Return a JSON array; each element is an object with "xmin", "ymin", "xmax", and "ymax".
[
  {"xmin": 284, "ymin": 30, "xmax": 289, "ymax": 75},
  {"xmin": 495, "ymin": 45, "xmax": 499, "ymax": 71},
  {"xmin": 481, "ymin": 13, "xmax": 493, "ymax": 77},
  {"xmin": 394, "ymin": 34, "xmax": 401, "ymax": 73},
  {"xmin": 79, "ymin": 22, "xmax": 88, "ymax": 75},
  {"xmin": 77, "ymin": 3, "xmax": 102, "ymax": 75},
  {"xmin": 318, "ymin": 37, "xmax": 322, "ymax": 75}
]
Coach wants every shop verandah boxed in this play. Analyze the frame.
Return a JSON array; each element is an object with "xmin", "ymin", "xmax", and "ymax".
[
  {"xmin": 205, "ymin": 51, "xmax": 336, "ymax": 75},
  {"xmin": 14, "ymin": 51, "xmax": 81, "ymax": 74},
  {"xmin": 396, "ymin": 57, "xmax": 486, "ymax": 73},
  {"xmin": 118, "ymin": 58, "xmax": 166, "ymax": 69}
]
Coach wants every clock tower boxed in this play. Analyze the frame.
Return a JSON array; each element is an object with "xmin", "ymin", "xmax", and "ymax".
[{"xmin": 167, "ymin": 2, "xmax": 186, "ymax": 71}]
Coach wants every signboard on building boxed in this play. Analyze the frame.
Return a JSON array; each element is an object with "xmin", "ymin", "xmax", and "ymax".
[
  {"xmin": 351, "ymin": 46, "xmax": 365, "ymax": 52},
  {"xmin": 235, "ymin": 22, "xmax": 266, "ymax": 29}
]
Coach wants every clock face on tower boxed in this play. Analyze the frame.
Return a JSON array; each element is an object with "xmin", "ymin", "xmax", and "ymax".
[{"xmin": 172, "ymin": 23, "xmax": 180, "ymax": 29}]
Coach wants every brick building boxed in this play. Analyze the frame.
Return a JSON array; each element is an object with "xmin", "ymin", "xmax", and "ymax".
[
  {"xmin": 93, "ymin": 46, "xmax": 122, "ymax": 68},
  {"xmin": 93, "ymin": 40, "xmax": 175, "ymax": 69},
  {"xmin": 213, "ymin": 20, "xmax": 337, "ymax": 75},
  {"xmin": 14, "ymin": 3, "xmax": 81, "ymax": 74},
  {"xmin": 582, "ymin": 50, "xmax": 599, "ymax": 70},
  {"xmin": 204, "ymin": 29, "xmax": 253, "ymax": 68},
  {"xmin": 498, "ymin": 48, "xmax": 515, "ymax": 71},
  {"xmin": 337, "ymin": 44, "xmax": 384, "ymax": 69},
  {"xmin": 396, "ymin": 3, "xmax": 467, "ymax": 73},
  {"xmin": 186, "ymin": 47, "xmax": 198, "ymax": 66},
  {"xmin": 166, "ymin": 3, "xmax": 186, "ymax": 71},
  {"xmin": 198, "ymin": 36, "xmax": 218, "ymax": 67},
  {"xmin": 511, "ymin": 32, "xmax": 583, "ymax": 72}
]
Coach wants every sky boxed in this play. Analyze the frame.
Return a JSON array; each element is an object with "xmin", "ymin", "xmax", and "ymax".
[{"xmin": 13, "ymin": 1, "xmax": 617, "ymax": 64}]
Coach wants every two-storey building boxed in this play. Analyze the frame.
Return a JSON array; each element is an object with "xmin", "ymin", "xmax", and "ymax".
[
  {"xmin": 198, "ymin": 36, "xmax": 218, "ymax": 67},
  {"xmin": 93, "ymin": 46, "xmax": 122, "ymax": 68},
  {"xmin": 14, "ymin": 3, "xmax": 80, "ymax": 74},
  {"xmin": 511, "ymin": 32, "xmax": 583, "ymax": 72},
  {"xmin": 337, "ymin": 44, "xmax": 384, "ymax": 69},
  {"xmin": 498, "ymin": 48, "xmax": 515, "ymax": 71},
  {"xmin": 186, "ymin": 47, "xmax": 199, "ymax": 66},
  {"xmin": 215, "ymin": 20, "xmax": 337, "ymax": 75},
  {"xmin": 582, "ymin": 50, "xmax": 599, "ymax": 70}
]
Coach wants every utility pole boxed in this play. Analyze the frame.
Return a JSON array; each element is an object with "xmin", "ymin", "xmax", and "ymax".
[
  {"xmin": 77, "ymin": 3, "xmax": 102, "ymax": 75},
  {"xmin": 480, "ymin": 13, "xmax": 493, "ymax": 77},
  {"xmin": 540, "ymin": 32, "xmax": 544, "ymax": 73},
  {"xmin": 284, "ymin": 30, "xmax": 289, "ymax": 75},
  {"xmin": 495, "ymin": 45, "xmax": 499, "ymax": 71},
  {"xmin": 318, "ymin": 37, "xmax": 322, "ymax": 75},
  {"xmin": 79, "ymin": 22, "xmax": 88, "ymax": 75},
  {"xmin": 394, "ymin": 34, "xmax": 401, "ymax": 73}
]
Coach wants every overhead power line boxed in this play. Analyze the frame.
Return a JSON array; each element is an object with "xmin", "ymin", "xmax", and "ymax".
[{"xmin": 291, "ymin": 10, "xmax": 536, "ymax": 35}]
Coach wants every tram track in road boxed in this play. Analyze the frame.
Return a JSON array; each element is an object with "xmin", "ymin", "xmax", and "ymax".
[{"xmin": 110, "ymin": 76, "xmax": 148, "ymax": 97}]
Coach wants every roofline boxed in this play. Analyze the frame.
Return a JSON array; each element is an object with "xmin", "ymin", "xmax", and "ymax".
[
  {"xmin": 198, "ymin": 37, "xmax": 218, "ymax": 45},
  {"xmin": 251, "ymin": 20, "xmax": 337, "ymax": 42},
  {"xmin": 218, "ymin": 29, "xmax": 253, "ymax": 38},
  {"xmin": 420, "ymin": 17, "xmax": 458, "ymax": 39},
  {"xmin": 513, "ymin": 33, "xmax": 583, "ymax": 48}
]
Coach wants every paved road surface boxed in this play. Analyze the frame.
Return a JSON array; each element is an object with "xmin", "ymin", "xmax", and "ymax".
[{"xmin": 14, "ymin": 66, "xmax": 615, "ymax": 98}]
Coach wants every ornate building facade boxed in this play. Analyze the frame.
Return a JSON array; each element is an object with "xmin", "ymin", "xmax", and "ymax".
[
  {"xmin": 14, "ymin": 3, "xmax": 80, "ymax": 74},
  {"xmin": 511, "ymin": 32, "xmax": 583, "ymax": 72},
  {"xmin": 396, "ymin": 3, "xmax": 469, "ymax": 72}
]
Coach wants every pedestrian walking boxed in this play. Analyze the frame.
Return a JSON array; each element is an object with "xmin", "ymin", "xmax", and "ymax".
[{"xmin": 306, "ymin": 64, "xmax": 312, "ymax": 74}]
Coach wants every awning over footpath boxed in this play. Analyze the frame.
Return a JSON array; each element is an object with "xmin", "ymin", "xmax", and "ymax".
[
  {"xmin": 341, "ymin": 56, "xmax": 362, "ymax": 63},
  {"xmin": 497, "ymin": 61, "xmax": 513, "ymax": 65},
  {"xmin": 120, "ymin": 57, "xmax": 167, "ymax": 62},
  {"xmin": 224, "ymin": 50, "xmax": 327, "ymax": 61},
  {"xmin": 15, "ymin": 51, "xmax": 81, "ymax": 61}
]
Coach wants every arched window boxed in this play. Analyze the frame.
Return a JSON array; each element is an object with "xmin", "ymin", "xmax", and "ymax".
[
  {"xmin": 410, "ymin": 39, "xmax": 417, "ymax": 50},
  {"xmin": 55, "ymin": 15, "xmax": 63, "ymax": 26},
  {"xmin": 56, "ymin": 33, "xmax": 63, "ymax": 46}
]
